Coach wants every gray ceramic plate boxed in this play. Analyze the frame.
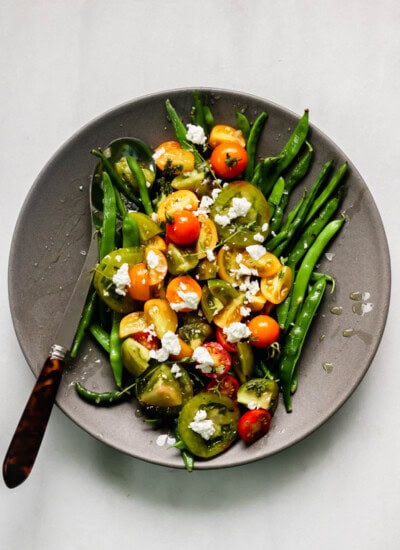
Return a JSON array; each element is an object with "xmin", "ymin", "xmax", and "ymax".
[{"xmin": 8, "ymin": 88, "xmax": 391, "ymax": 469}]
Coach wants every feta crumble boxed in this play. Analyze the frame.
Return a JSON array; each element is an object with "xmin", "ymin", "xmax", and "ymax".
[
  {"xmin": 192, "ymin": 346, "xmax": 215, "ymax": 374},
  {"xmin": 171, "ymin": 363, "xmax": 182, "ymax": 379},
  {"xmin": 170, "ymin": 290, "xmax": 200, "ymax": 311},
  {"xmin": 112, "ymin": 263, "xmax": 131, "ymax": 296},
  {"xmin": 246, "ymin": 244, "xmax": 267, "ymax": 260},
  {"xmin": 228, "ymin": 197, "xmax": 251, "ymax": 219},
  {"xmin": 186, "ymin": 124, "xmax": 207, "ymax": 145},
  {"xmin": 223, "ymin": 322, "xmax": 252, "ymax": 343},
  {"xmin": 149, "ymin": 331, "xmax": 181, "ymax": 361},
  {"xmin": 146, "ymin": 249, "xmax": 160, "ymax": 269},
  {"xmin": 189, "ymin": 409, "xmax": 216, "ymax": 440},
  {"xmin": 214, "ymin": 214, "xmax": 231, "ymax": 227},
  {"xmin": 253, "ymin": 232, "xmax": 265, "ymax": 243}
]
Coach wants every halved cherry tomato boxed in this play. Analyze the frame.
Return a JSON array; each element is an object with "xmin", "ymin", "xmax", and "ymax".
[
  {"xmin": 165, "ymin": 210, "xmax": 201, "ymax": 245},
  {"xmin": 247, "ymin": 314, "xmax": 280, "ymax": 348},
  {"xmin": 260, "ymin": 265, "xmax": 293, "ymax": 304},
  {"xmin": 166, "ymin": 275, "xmax": 202, "ymax": 312},
  {"xmin": 119, "ymin": 311, "xmax": 148, "ymax": 339},
  {"xmin": 208, "ymin": 125, "xmax": 246, "ymax": 149},
  {"xmin": 238, "ymin": 409, "xmax": 272, "ymax": 443},
  {"xmin": 145, "ymin": 246, "xmax": 168, "ymax": 286},
  {"xmin": 216, "ymin": 326, "xmax": 237, "ymax": 353},
  {"xmin": 196, "ymin": 341, "xmax": 232, "ymax": 379},
  {"xmin": 153, "ymin": 141, "xmax": 195, "ymax": 174},
  {"xmin": 195, "ymin": 215, "xmax": 218, "ymax": 259},
  {"xmin": 157, "ymin": 190, "xmax": 199, "ymax": 222},
  {"xmin": 210, "ymin": 142, "xmax": 248, "ymax": 179},
  {"xmin": 132, "ymin": 330, "xmax": 159, "ymax": 351},
  {"xmin": 206, "ymin": 375, "xmax": 240, "ymax": 401},
  {"xmin": 128, "ymin": 263, "xmax": 150, "ymax": 301}
]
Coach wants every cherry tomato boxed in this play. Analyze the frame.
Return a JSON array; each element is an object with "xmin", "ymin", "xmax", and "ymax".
[
  {"xmin": 153, "ymin": 141, "xmax": 195, "ymax": 174},
  {"xmin": 128, "ymin": 263, "xmax": 150, "ymax": 301},
  {"xmin": 157, "ymin": 190, "xmax": 199, "ymax": 222},
  {"xmin": 260, "ymin": 265, "xmax": 293, "ymax": 304},
  {"xmin": 208, "ymin": 125, "xmax": 246, "ymax": 149},
  {"xmin": 215, "ymin": 326, "xmax": 237, "ymax": 353},
  {"xmin": 210, "ymin": 142, "xmax": 248, "ymax": 179},
  {"xmin": 206, "ymin": 375, "xmax": 240, "ymax": 401},
  {"xmin": 247, "ymin": 314, "xmax": 280, "ymax": 348},
  {"xmin": 132, "ymin": 330, "xmax": 159, "ymax": 351},
  {"xmin": 165, "ymin": 210, "xmax": 201, "ymax": 245},
  {"xmin": 166, "ymin": 275, "xmax": 202, "ymax": 312},
  {"xmin": 238, "ymin": 409, "xmax": 272, "ymax": 443},
  {"xmin": 196, "ymin": 341, "xmax": 232, "ymax": 379}
]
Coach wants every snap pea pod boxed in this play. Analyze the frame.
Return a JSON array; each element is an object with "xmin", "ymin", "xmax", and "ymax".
[
  {"xmin": 70, "ymin": 287, "xmax": 97, "ymax": 358},
  {"xmin": 126, "ymin": 155, "xmax": 154, "ymax": 216},
  {"xmin": 287, "ymin": 189, "xmax": 343, "ymax": 269},
  {"xmin": 165, "ymin": 99, "xmax": 203, "ymax": 164},
  {"xmin": 75, "ymin": 381, "xmax": 132, "ymax": 406},
  {"xmin": 304, "ymin": 162, "xmax": 348, "ymax": 225},
  {"xmin": 99, "ymin": 172, "xmax": 117, "ymax": 259},
  {"xmin": 279, "ymin": 277, "xmax": 327, "ymax": 412},
  {"xmin": 91, "ymin": 148, "xmax": 140, "ymax": 206},
  {"xmin": 122, "ymin": 213, "xmax": 140, "ymax": 248},
  {"xmin": 89, "ymin": 323, "xmax": 110, "ymax": 353},
  {"xmin": 259, "ymin": 110, "xmax": 309, "ymax": 193},
  {"xmin": 251, "ymin": 153, "xmax": 285, "ymax": 196},
  {"xmin": 192, "ymin": 90, "xmax": 214, "ymax": 134},
  {"xmin": 110, "ymin": 312, "xmax": 124, "ymax": 388},
  {"xmin": 285, "ymin": 217, "xmax": 346, "ymax": 329},
  {"xmin": 235, "ymin": 111, "xmax": 251, "ymax": 141},
  {"xmin": 266, "ymin": 161, "xmax": 333, "ymax": 256},
  {"xmin": 267, "ymin": 177, "xmax": 285, "ymax": 220},
  {"xmin": 114, "ymin": 187, "xmax": 127, "ymax": 218},
  {"xmin": 244, "ymin": 111, "xmax": 268, "ymax": 181}
]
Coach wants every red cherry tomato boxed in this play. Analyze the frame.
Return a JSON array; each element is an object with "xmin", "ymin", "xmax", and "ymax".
[
  {"xmin": 215, "ymin": 326, "xmax": 237, "ymax": 353},
  {"xmin": 195, "ymin": 341, "xmax": 232, "ymax": 379},
  {"xmin": 206, "ymin": 375, "xmax": 240, "ymax": 401},
  {"xmin": 238, "ymin": 409, "xmax": 272, "ymax": 443},
  {"xmin": 210, "ymin": 142, "xmax": 248, "ymax": 179},
  {"xmin": 247, "ymin": 314, "xmax": 280, "ymax": 348},
  {"xmin": 132, "ymin": 330, "xmax": 159, "ymax": 351},
  {"xmin": 165, "ymin": 210, "xmax": 201, "ymax": 245}
]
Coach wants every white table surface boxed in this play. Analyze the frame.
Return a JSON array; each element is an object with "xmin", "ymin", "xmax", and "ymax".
[{"xmin": 1, "ymin": 1, "xmax": 399, "ymax": 548}]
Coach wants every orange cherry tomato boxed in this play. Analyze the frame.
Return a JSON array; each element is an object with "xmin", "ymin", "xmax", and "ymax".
[
  {"xmin": 208, "ymin": 125, "xmax": 246, "ymax": 149},
  {"xmin": 153, "ymin": 141, "xmax": 195, "ymax": 174},
  {"xmin": 210, "ymin": 142, "xmax": 248, "ymax": 179},
  {"xmin": 165, "ymin": 210, "xmax": 201, "ymax": 245},
  {"xmin": 165, "ymin": 275, "xmax": 202, "ymax": 312},
  {"xmin": 128, "ymin": 263, "xmax": 150, "ymax": 301},
  {"xmin": 144, "ymin": 246, "xmax": 168, "ymax": 286},
  {"xmin": 238, "ymin": 409, "xmax": 272, "ymax": 443},
  {"xmin": 157, "ymin": 190, "xmax": 199, "ymax": 222},
  {"xmin": 247, "ymin": 314, "xmax": 280, "ymax": 348}
]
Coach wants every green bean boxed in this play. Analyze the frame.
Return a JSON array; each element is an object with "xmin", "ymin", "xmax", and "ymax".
[
  {"xmin": 279, "ymin": 277, "xmax": 327, "ymax": 412},
  {"xmin": 126, "ymin": 155, "xmax": 154, "ymax": 216},
  {"xmin": 75, "ymin": 381, "xmax": 132, "ymax": 406},
  {"xmin": 91, "ymin": 148, "xmax": 140, "ymax": 206},
  {"xmin": 304, "ymin": 162, "xmax": 348, "ymax": 225},
  {"xmin": 110, "ymin": 312, "xmax": 124, "ymax": 388},
  {"xmin": 114, "ymin": 187, "xmax": 127, "ymax": 218},
  {"xmin": 235, "ymin": 111, "xmax": 251, "ymax": 141},
  {"xmin": 165, "ymin": 99, "xmax": 203, "ymax": 164},
  {"xmin": 244, "ymin": 111, "xmax": 268, "ymax": 181},
  {"xmin": 285, "ymin": 141, "xmax": 314, "ymax": 193},
  {"xmin": 287, "ymin": 189, "xmax": 343, "ymax": 269},
  {"xmin": 267, "ymin": 176, "xmax": 285, "ymax": 220},
  {"xmin": 266, "ymin": 161, "xmax": 333, "ymax": 255},
  {"xmin": 191, "ymin": 90, "xmax": 214, "ymax": 133},
  {"xmin": 252, "ymin": 153, "xmax": 285, "ymax": 196},
  {"xmin": 122, "ymin": 213, "xmax": 140, "ymax": 248},
  {"xmin": 70, "ymin": 286, "xmax": 97, "ymax": 358},
  {"xmin": 260, "ymin": 110, "xmax": 310, "ymax": 193},
  {"xmin": 99, "ymin": 172, "xmax": 117, "ymax": 259},
  {"xmin": 88, "ymin": 323, "xmax": 110, "ymax": 353},
  {"xmin": 285, "ymin": 217, "xmax": 346, "ymax": 328},
  {"xmin": 173, "ymin": 427, "xmax": 195, "ymax": 472}
]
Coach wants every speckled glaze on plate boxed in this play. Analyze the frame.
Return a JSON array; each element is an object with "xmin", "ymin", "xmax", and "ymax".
[{"xmin": 8, "ymin": 88, "xmax": 391, "ymax": 469}]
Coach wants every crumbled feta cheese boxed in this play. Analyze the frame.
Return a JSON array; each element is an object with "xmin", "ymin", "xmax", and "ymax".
[
  {"xmin": 211, "ymin": 188, "xmax": 222, "ymax": 200},
  {"xmin": 189, "ymin": 409, "xmax": 216, "ymax": 440},
  {"xmin": 223, "ymin": 322, "xmax": 252, "ymax": 343},
  {"xmin": 262, "ymin": 223, "xmax": 269, "ymax": 232},
  {"xmin": 149, "ymin": 331, "xmax": 181, "ymax": 361},
  {"xmin": 170, "ymin": 290, "xmax": 200, "ymax": 311},
  {"xmin": 253, "ymin": 233, "xmax": 265, "ymax": 243},
  {"xmin": 150, "ymin": 212, "xmax": 159, "ymax": 224},
  {"xmin": 214, "ymin": 214, "xmax": 231, "ymax": 227},
  {"xmin": 112, "ymin": 263, "xmax": 131, "ymax": 296},
  {"xmin": 192, "ymin": 346, "xmax": 215, "ymax": 374},
  {"xmin": 232, "ymin": 263, "xmax": 257, "ymax": 278},
  {"xmin": 246, "ymin": 244, "xmax": 267, "ymax": 260},
  {"xmin": 206, "ymin": 249, "xmax": 215, "ymax": 262},
  {"xmin": 146, "ymin": 249, "xmax": 160, "ymax": 269},
  {"xmin": 186, "ymin": 124, "xmax": 207, "ymax": 145},
  {"xmin": 240, "ymin": 305, "xmax": 252, "ymax": 317},
  {"xmin": 247, "ymin": 401, "xmax": 260, "ymax": 410},
  {"xmin": 171, "ymin": 363, "xmax": 182, "ymax": 378},
  {"xmin": 196, "ymin": 195, "xmax": 215, "ymax": 216},
  {"xmin": 228, "ymin": 197, "xmax": 251, "ymax": 219}
]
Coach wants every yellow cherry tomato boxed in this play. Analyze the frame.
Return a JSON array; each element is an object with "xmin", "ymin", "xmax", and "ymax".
[
  {"xmin": 260, "ymin": 265, "xmax": 293, "ymax": 304},
  {"xmin": 208, "ymin": 125, "xmax": 246, "ymax": 149},
  {"xmin": 157, "ymin": 190, "xmax": 199, "ymax": 222}
]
